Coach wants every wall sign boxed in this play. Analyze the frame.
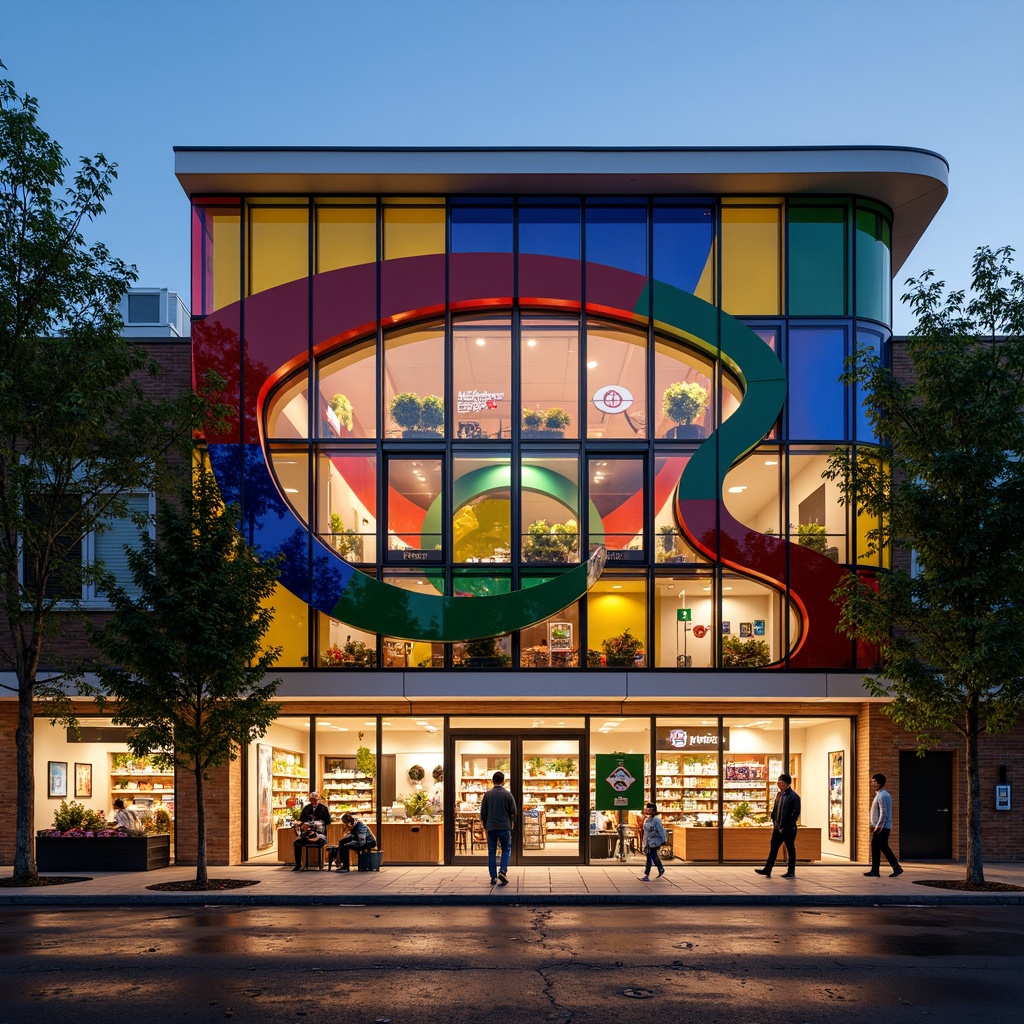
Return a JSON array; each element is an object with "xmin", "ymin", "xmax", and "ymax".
[
  {"xmin": 591, "ymin": 385, "xmax": 634, "ymax": 415},
  {"xmin": 595, "ymin": 754, "xmax": 645, "ymax": 811},
  {"xmin": 656, "ymin": 726, "xmax": 730, "ymax": 751},
  {"xmin": 828, "ymin": 750, "xmax": 844, "ymax": 841}
]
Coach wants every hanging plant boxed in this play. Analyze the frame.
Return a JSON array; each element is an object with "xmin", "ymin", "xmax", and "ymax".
[
  {"xmin": 432, "ymin": 765, "xmax": 444, "ymax": 782},
  {"xmin": 408, "ymin": 764, "xmax": 426, "ymax": 783}
]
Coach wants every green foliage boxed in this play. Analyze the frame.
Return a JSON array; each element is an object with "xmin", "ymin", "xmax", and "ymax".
[
  {"xmin": 825, "ymin": 245, "xmax": 1024, "ymax": 884},
  {"xmin": 797, "ymin": 522, "xmax": 828, "ymax": 553},
  {"xmin": 328, "ymin": 512, "xmax": 364, "ymax": 561},
  {"xmin": 721, "ymin": 636, "xmax": 771, "ymax": 667},
  {"xmin": 662, "ymin": 381, "xmax": 710, "ymax": 425},
  {"xmin": 523, "ymin": 518, "xmax": 578, "ymax": 562},
  {"xmin": 601, "ymin": 628, "xmax": 644, "ymax": 665},
  {"xmin": 0, "ymin": 68, "xmax": 199, "ymax": 882},
  {"xmin": 543, "ymin": 407, "xmax": 571, "ymax": 431},
  {"xmin": 356, "ymin": 745, "xmax": 377, "ymax": 779},
  {"xmin": 419, "ymin": 394, "xmax": 444, "ymax": 431},
  {"xmin": 89, "ymin": 456, "xmax": 284, "ymax": 885},
  {"xmin": 53, "ymin": 800, "xmax": 86, "ymax": 831},
  {"xmin": 403, "ymin": 790, "xmax": 430, "ymax": 817},
  {"xmin": 389, "ymin": 392, "xmax": 422, "ymax": 429},
  {"xmin": 522, "ymin": 408, "xmax": 544, "ymax": 430},
  {"xmin": 730, "ymin": 801, "xmax": 753, "ymax": 821},
  {"xmin": 328, "ymin": 393, "xmax": 353, "ymax": 431}
]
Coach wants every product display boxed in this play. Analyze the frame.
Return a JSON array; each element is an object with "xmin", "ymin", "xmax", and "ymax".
[
  {"xmin": 271, "ymin": 748, "xmax": 309, "ymax": 828},
  {"xmin": 321, "ymin": 755, "xmax": 374, "ymax": 818},
  {"xmin": 109, "ymin": 754, "xmax": 174, "ymax": 820}
]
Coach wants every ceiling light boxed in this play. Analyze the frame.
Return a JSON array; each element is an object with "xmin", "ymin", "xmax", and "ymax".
[
  {"xmin": 764, "ymin": 460, "xmax": 778, "ymax": 466},
  {"xmin": 527, "ymin": 339, "xmax": 537, "ymax": 347},
  {"xmin": 612, "ymin": 584, "xmax": 622, "ymax": 590},
  {"xmin": 476, "ymin": 337, "xmax": 486, "ymax": 346},
  {"xmin": 587, "ymin": 360, "xmax": 598, "ymax": 369},
  {"xmin": 284, "ymin": 487, "xmax": 299, "ymax": 494},
  {"xmin": 727, "ymin": 485, "xmax": 747, "ymax": 493},
  {"xmin": 702, "ymin": 586, "xmax": 712, "ymax": 592}
]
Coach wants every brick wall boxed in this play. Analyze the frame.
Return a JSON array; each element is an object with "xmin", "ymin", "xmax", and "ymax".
[
  {"xmin": 172, "ymin": 756, "xmax": 243, "ymax": 867},
  {"xmin": 0, "ymin": 702, "xmax": 17, "ymax": 864}
]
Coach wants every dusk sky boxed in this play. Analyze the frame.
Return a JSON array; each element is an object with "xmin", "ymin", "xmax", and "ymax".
[{"xmin": 5, "ymin": 0, "xmax": 1022, "ymax": 333}]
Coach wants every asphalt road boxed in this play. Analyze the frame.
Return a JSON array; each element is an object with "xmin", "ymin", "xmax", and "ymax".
[{"xmin": 1, "ymin": 904, "xmax": 1023, "ymax": 1023}]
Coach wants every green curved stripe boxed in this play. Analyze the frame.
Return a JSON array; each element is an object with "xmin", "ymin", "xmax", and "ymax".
[{"xmin": 330, "ymin": 545, "xmax": 607, "ymax": 641}]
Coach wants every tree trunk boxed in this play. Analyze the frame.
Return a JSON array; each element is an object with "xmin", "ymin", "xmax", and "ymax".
[
  {"xmin": 195, "ymin": 768, "xmax": 208, "ymax": 887},
  {"xmin": 965, "ymin": 706, "xmax": 985, "ymax": 885},
  {"xmin": 13, "ymin": 677, "xmax": 38, "ymax": 882}
]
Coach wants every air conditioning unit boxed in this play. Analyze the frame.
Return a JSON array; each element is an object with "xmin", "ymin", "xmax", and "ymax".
[{"xmin": 121, "ymin": 288, "xmax": 190, "ymax": 338}]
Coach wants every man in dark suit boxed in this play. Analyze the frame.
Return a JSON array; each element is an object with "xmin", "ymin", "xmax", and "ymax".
[
  {"xmin": 292, "ymin": 791, "xmax": 331, "ymax": 871},
  {"xmin": 754, "ymin": 773, "xmax": 801, "ymax": 879}
]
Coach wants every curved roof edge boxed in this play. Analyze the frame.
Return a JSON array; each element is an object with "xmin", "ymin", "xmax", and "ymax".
[{"xmin": 173, "ymin": 146, "xmax": 948, "ymax": 272}]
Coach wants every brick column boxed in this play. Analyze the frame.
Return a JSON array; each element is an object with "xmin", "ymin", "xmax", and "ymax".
[{"xmin": 172, "ymin": 757, "xmax": 244, "ymax": 866}]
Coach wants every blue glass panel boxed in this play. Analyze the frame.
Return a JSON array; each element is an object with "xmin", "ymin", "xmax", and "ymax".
[
  {"xmin": 787, "ymin": 326, "xmax": 848, "ymax": 440},
  {"xmin": 585, "ymin": 204, "xmax": 647, "ymax": 276},
  {"xmin": 451, "ymin": 203, "xmax": 513, "ymax": 253},
  {"xmin": 855, "ymin": 326, "xmax": 885, "ymax": 443},
  {"xmin": 519, "ymin": 204, "xmax": 581, "ymax": 259},
  {"xmin": 652, "ymin": 204, "xmax": 714, "ymax": 294}
]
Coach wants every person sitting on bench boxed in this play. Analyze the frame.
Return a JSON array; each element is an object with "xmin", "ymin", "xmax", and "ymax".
[
  {"xmin": 336, "ymin": 812, "xmax": 376, "ymax": 871},
  {"xmin": 292, "ymin": 791, "xmax": 331, "ymax": 871}
]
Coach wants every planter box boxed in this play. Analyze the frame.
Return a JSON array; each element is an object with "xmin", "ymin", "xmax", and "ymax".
[{"xmin": 36, "ymin": 833, "xmax": 171, "ymax": 872}]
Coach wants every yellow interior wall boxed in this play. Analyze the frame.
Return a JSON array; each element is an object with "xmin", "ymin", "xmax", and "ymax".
[
  {"xmin": 261, "ymin": 584, "xmax": 309, "ymax": 667},
  {"xmin": 318, "ymin": 206, "xmax": 377, "ymax": 272},
  {"xmin": 249, "ymin": 206, "xmax": 309, "ymax": 295},
  {"xmin": 383, "ymin": 205, "xmax": 445, "ymax": 259},
  {"xmin": 587, "ymin": 591, "xmax": 647, "ymax": 652},
  {"xmin": 721, "ymin": 204, "xmax": 782, "ymax": 316}
]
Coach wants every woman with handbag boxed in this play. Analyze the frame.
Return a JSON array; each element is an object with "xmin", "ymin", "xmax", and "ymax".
[{"xmin": 639, "ymin": 802, "xmax": 666, "ymax": 880}]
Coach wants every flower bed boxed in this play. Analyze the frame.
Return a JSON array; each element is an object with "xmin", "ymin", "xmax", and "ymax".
[{"xmin": 36, "ymin": 832, "xmax": 171, "ymax": 872}]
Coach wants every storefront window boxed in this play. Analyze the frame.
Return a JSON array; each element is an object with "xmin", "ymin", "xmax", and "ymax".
[
  {"xmin": 720, "ymin": 574, "xmax": 787, "ymax": 667},
  {"xmin": 521, "ymin": 315, "xmax": 579, "ymax": 438},
  {"xmin": 383, "ymin": 322, "xmax": 446, "ymax": 438},
  {"xmin": 654, "ymin": 338, "xmax": 714, "ymax": 440},
  {"xmin": 588, "ymin": 457, "xmax": 643, "ymax": 561},
  {"xmin": 315, "ymin": 449, "xmax": 377, "ymax": 564},
  {"xmin": 453, "ymin": 316, "xmax": 512, "ymax": 440},
  {"xmin": 386, "ymin": 458, "xmax": 442, "ymax": 559},
  {"xmin": 385, "ymin": 718, "xmax": 445, "ymax": 864},
  {"xmin": 317, "ymin": 338, "xmax": 377, "ymax": 439},
  {"xmin": 586, "ymin": 573, "xmax": 647, "ymax": 667},
  {"xmin": 248, "ymin": 200, "xmax": 309, "ymax": 295},
  {"xmin": 653, "ymin": 453, "xmax": 705, "ymax": 563},
  {"xmin": 788, "ymin": 447, "xmax": 847, "ymax": 563},
  {"xmin": 788, "ymin": 716, "xmax": 852, "ymax": 860},
  {"xmin": 518, "ymin": 595, "xmax": 580, "ymax": 667},
  {"xmin": 653, "ymin": 570, "xmax": 714, "ymax": 668},
  {"xmin": 723, "ymin": 446, "xmax": 784, "ymax": 543},
  {"xmin": 246, "ymin": 717, "xmax": 311, "ymax": 862},
  {"xmin": 452, "ymin": 456, "xmax": 512, "ymax": 564},
  {"xmin": 522, "ymin": 457, "xmax": 579, "ymax": 565},
  {"xmin": 315, "ymin": 612, "xmax": 377, "ymax": 668},
  {"xmin": 585, "ymin": 320, "xmax": 647, "ymax": 440}
]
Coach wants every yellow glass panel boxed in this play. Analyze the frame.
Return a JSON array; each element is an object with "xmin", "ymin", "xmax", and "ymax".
[
  {"xmin": 318, "ymin": 206, "xmax": 376, "ymax": 272},
  {"xmin": 383, "ymin": 205, "xmax": 445, "ymax": 259},
  {"xmin": 261, "ymin": 584, "xmax": 309, "ymax": 667},
  {"xmin": 721, "ymin": 204, "xmax": 782, "ymax": 315},
  {"xmin": 249, "ymin": 206, "xmax": 309, "ymax": 295},
  {"xmin": 212, "ymin": 211, "xmax": 240, "ymax": 312}
]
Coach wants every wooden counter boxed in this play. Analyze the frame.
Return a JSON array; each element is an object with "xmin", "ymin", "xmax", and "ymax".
[
  {"xmin": 673, "ymin": 826, "xmax": 822, "ymax": 863},
  {"xmin": 380, "ymin": 821, "xmax": 443, "ymax": 864}
]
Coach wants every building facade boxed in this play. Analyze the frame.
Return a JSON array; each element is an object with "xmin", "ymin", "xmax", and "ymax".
[{"xmin": 9, "ymin": 147, "xmax": 1022, "ymax": 870}]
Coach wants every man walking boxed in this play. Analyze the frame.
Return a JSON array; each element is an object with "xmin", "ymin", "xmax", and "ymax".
[
  {"xmin": 864, "ymin": 772, "xmax": 903, "ymax": 877},
  {"xmin": 754, "ymin": 773, "xmax": 801, "ymax": 879},
  {"xmin": 480, "ymin": 770, "xmax": 517, "ymax": 886}
]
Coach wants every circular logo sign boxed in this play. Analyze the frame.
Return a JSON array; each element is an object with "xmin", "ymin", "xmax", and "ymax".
[{"xmin": 592, "ymin": 385, "xmax": 634, "ymax": 415}]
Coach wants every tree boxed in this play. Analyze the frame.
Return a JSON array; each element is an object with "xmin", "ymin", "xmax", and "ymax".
[
  {"xmin": 90, "ymin": 457, "xmax": 283, "ymax": 887},
  {"xmin": 0, "ymin": 66, "xmax": 194, "ymax": 882},
  {"xmin": 827, "ymin": 245, "xmax": 1024, "ymax": 886}
]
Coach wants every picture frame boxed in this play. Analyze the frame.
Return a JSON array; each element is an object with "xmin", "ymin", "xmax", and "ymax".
[
  {"xmin": 739, "ymin": 621, "xmax": 752, "ymax": 638},
  {"xmin": 828, "ymin": 750, "xmax": 844, "ymax": 841},
  {"xmin": 74, "ymin": 762, "xmax": 93, "ymax": 799},
  {"xmin": 257, "ymin": 742, "xmax": 273, "ymax": 849},
  {"xmin": 48, "ymin": 760, "xmax": 68, "ymax": 798},
  {"xmin": 753, "ymin": 619, "xmax": 765, "ymax": 636}
]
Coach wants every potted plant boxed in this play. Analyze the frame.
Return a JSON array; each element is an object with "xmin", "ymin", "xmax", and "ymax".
[
  {"xmin": 356, "ymin": 738, "xmax": 377, "ymax": 779},
  {"xmin": 329, "ymin": 512, "xmax": 364, "ymax": 561},
  {"xmin": 601, "ymin": 628, "xmax": 644, "ymax": 667},
  {"xmin": 408, "ymin": 764, "xmax": 426, "ymax": 788},
  {"xmin": 527, "ymin": 755, "xmax": 546, "ymax": 777},
  {"xmin": 797, "ymin": 522, "xmax": 828, "ymax": 554},
  {"xmin": 328, "ymin": 393, "xmax": 354, "ymax": 432},
  {"xmin": 543, "ymin": 407, "xmax": 571, "ymax": 436},
  {"xmin": 523, "ymin": 518, "xmax": 578, "ymax": 562},
  {"xmin": 721, "ymin": 635, "xmax": 772, "ymax": 667},
  {"xmin": 420, "ymin": 394, "xmax": 445, "ymax": 434},
  {"xmin": 390, "ymin": 392, "xmax": 444, "ymax": 438},
  {"xmin": 662, "ymin": 380, "xmax": 710, "ymax": 439},
  {"xmin": 522, "ymin": 408, "xmax": 545, "ymax": 436}
]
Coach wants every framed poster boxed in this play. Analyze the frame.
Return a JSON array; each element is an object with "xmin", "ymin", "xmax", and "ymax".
[
  {"xmin": 721, "ymin": 621, "xmax": 731, "ymax": 635},
  {"xmin": 739, "ymin": 622, "xmax": 752, "ymax": 638},
  {"xmin": 257, "ymin": 742, "xmax": 274, "ymax": 849},
  {"xmin": 74, "ymin": 762, "xmax": 93, "ymax": 799},
  {"xmin": 48, "ymin": 761, "xmax": 68, "ymax": 798},
  {"xmin": 753, "ymin": 619, "xmax": 765, "ymax": 636},
  {"xmin": 828, "ymin": 750, "xmax": 844, "ymax": 841}
]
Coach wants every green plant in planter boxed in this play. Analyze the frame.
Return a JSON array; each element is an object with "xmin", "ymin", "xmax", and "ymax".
[
  {"xmin": 601, "ymin": 628, "xmax": 644, "ymax": 666},
  {"xmin": 721, "ymin": 635, "xmax": 772, "ymax": 667},
  {"xmin": 420, "ymin": 394, "xmax": 445, "ymax": 433},
  {"xmin": 53, "ymin": 800, "xmax": 105, "ymax": 832},
  {"xmin": 389, "ymin": 391, "xmax": 423, "ymax": 430},
  {"xmin": 586, "ymin": 648, "xmax": 603, "ymax": 667},
  {"xmin": 730, "ymin": 801, "xmax": 753, "ymax": 822},
  {"xmin": 403, "ymin": 789, "xmax": 430, "ymax": 818},
  {"xmin": 408, "ymin": 764, "xmax": 426, "ymax": 784},
  {"xmin": 543, "ymin": 407, "xmax": 571, "ymax": 432},
  {"xmin": 797, "ymin": 521, "xmax": 828, "ymax": 553},
  {"xmin": 329, "ymin": 512, "xmax": 364, "ymax": 561},
  {"xmin": 662, "ymin": 381, "xmax": 710, "ymax": 434},
  {"xmin": 523, "ymin": 518, "xmax": 578, "ymax": 562},
  {"xmin": 328, "ymin": 393, "xmax": 354, "ymax": 431},
  {"xmin": 527, "ymin": 755, "xmax": 546, "ymax": 776},
  {"xmin": 356, "ymin": 744, "xmax": 377, "ymax": 779},
  {"xmin": 522, "ymin": 407, "xmax": 545, "ymax": 431}
]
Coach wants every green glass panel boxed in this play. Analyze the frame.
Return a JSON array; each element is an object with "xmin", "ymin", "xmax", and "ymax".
[
  {"xmin": 855, "ymin": 209, "xmax": 892, "ymax": 325},
  {"xmin": 788, "ymin": 205, "xmax": 847, "ymax": 315}
]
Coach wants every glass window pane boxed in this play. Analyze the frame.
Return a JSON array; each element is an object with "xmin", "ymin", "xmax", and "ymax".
[
  {"xmin": 316, "ymin": 450, "xmax": 377, "ymax": 564},
  {"xmin": 855, "ymin": 327, "xmax": 885, "ymax": 443},
  {"xmin": 387, "ymin": 459, "xmax": 443, "ymax": 559},
  {"xmin": 588, "ymin": 457, "xmax": 643, "ymax": 562},
  {"xmin": 453, "ymin": 456, "xmax": 512, "ymax": 564},
  {"xmin": 317, "ymin": 204, "xmax": 376, "ymax": 272},
  {"xmin": 720, "ymin": 576, "xmax": 786, "ymax": 667},
  {"xmin": 260, "ymin": 584, "xmax": 309, "ymax": 667},
  {"xmin": 249, "ymin": 204, "xmax": 309, "ymax": 295},
  {"xmin": 318, "ymin": 338, "xmax": 377, "ymax": 439},
  {"xmin": 245, "ymin": 717, "xmax": 310, "ymax": 855},
  {"xmin": 788, "ymin": 204, "xmax": 848, "ymax": 315},
  {"xmin": 655, "ymin": 338, "xmax": 714, "ymax": 440},
  {"xmin": 94, "ymin": 494, "xmax": 150, "ymax": 600},
  {"xmin": 788, "ymin": 716, "xmax": 852, "ymax": 857},
  {"xmin": 856, "ymin": 207, "xmax": 892, "ymax": 324},
  {"xmin": 522, "ymin": 457, "xmax": 579, "ymax": 565},
  {"xmin": 788, "ymin": 448, "xmax": 847, "ymax": 564},
  {"xmin": 585, "ymin": 203, "xmax": 647, "ymax": 276},
  {"xmin": 787, "ymin": 326, "xmax": 847, "ymax": 440},
  {"xmin": 453, "ymin": 316, "xmax": 511, "ymax": 439},
  {"xmin": 652, "ymin": 203, "xmax": 714, "ymax": 301},
  {"xmin": 586, "ymin": 320, "xmax": 647, "ymax": 439},
  {"xmin": 266, "ymin": 372, "xmax": 309, "ymax": 440},
  {"xmin": 656, "ymin": 715, "xmax": 718, "ymax": 832},
  {"xmin": 268, "ymin": 447, "xmax": 310, "ymax": 529},
  {"xmin": 519, "ymin": 203, "xmax": 580, "ymax": 259},
  {"xmin": 521, "ymin": 315, "xmax": 579, "ymax": 439},
  {"xmin": 383, "ymin": 322, "xmax": 445, "ymax": 438},
  {"xmin": 586, "ymin": 573, "xmax": 647, "ymax": 667},
  {"xmin": 193, "ymin": 202, "xmax": 240, "ymax": 315},
  {"xmin": 316, "ymin": 614, "xmax": 378, "ymax": 667},
  {"xmin": 519, "ymin": 594, "xmax": 580, "ymax": 668},
  {"xmin": 317, "ymin": 715, "xmax": 379, "ymax": 828},
  {"xmin": 654, "ymin": 453, "xmax": 706, "ymax": 563},
  {"xmin": 721, "ymin": 203, "xmax": 782, "ymax": 316},
  {"xmin": 382, "ymin": 719, "xmax": 444, "ymax": 858},
  {"xmin": 383, "ymin": 202, "xmax": 445, "ymax": 259},
  {"xmin": 653, "ymin": 570, "xmax": 715, "ymax": 668},
  {"xmin": 451, "ymin": 202, "xmax": 513, "ymax": 253},
  {"xmin": 723, "ymin": 445, "xmax": 784, "ymax": 542}
]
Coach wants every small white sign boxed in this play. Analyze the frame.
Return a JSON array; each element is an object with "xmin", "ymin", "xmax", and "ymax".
[{"xmin": 592, "ymin": 385, "xmax": 633, "ymax": 415}]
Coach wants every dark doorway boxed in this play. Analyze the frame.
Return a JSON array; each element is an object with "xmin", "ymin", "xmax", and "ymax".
[{"xmin": 898, "ymin": 750, "xmax": 954, "ymax": 858}]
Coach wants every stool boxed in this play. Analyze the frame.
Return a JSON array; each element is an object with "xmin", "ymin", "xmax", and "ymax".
[
  {"xmin": 325, "ymin": 845, "xmax": 340, "ymax": 870},
  {"xmin": 301, "ymin": 843, "xmax": 326, "ymax": 870}
]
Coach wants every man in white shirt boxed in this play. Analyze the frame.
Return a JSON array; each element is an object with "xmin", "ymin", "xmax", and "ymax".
[{"xmin": 864, "ymin": 773, "xmax": 903, "ymax": 877}]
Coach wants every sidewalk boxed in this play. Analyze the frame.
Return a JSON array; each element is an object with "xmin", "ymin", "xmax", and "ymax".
[{"xmin": 4, "ymin": 860, "xmax": 1024, "ymax": 907}]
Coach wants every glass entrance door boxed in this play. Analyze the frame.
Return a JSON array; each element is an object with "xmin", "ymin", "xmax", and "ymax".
[{"xmin": 450, "ymin": 733, "xmax": 583, "ymax": 865}]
